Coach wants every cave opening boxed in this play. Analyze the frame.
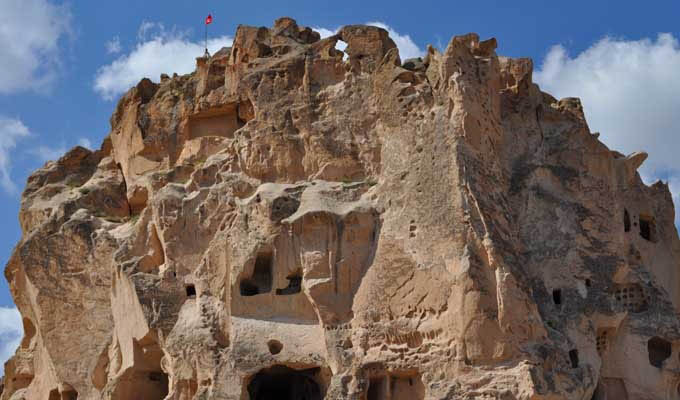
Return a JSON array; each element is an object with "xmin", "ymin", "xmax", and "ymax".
[
  {"xmin": 144, "ymin": 370, "xmax": 169, "ymax": 400},
  {"xmin": 240, "ymin": 252, "xmax": 273, "ymax": 296},
  {"xmin": 624, "ymin": 209, "xmax": 631, "ymax": 232},
  {"xmin": 61, "ymin": 390, "xmax": 78, "ymax": 400},
  {"xmin": 110, "ymin": 334, "xmax": 169, "ymax": 400},
  {"xmin": 569, "ymin": 349, "xmax": 579, "ymax": 368},
  {"xmin": 591, "ymin": 378, "xmax": 628, "ymax": 400},
  {"xmin": 648, "ymin": 336, "xmax": 672, "ymax": 368},
  {"xmin": 639, "ymin": 215, "xmax": 656, "ymax": 242},
  {"xmin": 552, "ymin": 289, "xmax": 562, "ymax": 306},
  {"xmin": 367, "ymin": 376, "xmax": 387, "ymax": 400},
  {"xmin": 247, "ymin": 365, "xmax": 322, "ymax": 400},
  {"xmin": 276, "ymin": 270, "xmax": 302, "ymax": 295},
  {"xmin": 240, "ymin": 281, "xmax": 259, "ymax": 296},
  {"xmin": 185, "ymin": 284, "xmax": 196, "ymax": 298},
  {"xmin": 48, "ymin": 389, "xmax": 78, "ymax": 400},
  {"xmin": 267, "ymin": 340, "xmax": 283, "ymax": 355},
  {"xmin": 390, "ymin": 374, "xmax": 425, "ymax": 400}
]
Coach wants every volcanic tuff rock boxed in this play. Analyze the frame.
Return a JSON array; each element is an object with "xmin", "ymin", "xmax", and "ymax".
[{"xmin": 2, "ymin": 16, "xmax": 680, "ymax": 400}]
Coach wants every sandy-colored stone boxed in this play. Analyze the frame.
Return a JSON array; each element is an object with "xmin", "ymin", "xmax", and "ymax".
[{"xmin": 3, "ymin": 17, "xmax": 680, "ymax": 400}]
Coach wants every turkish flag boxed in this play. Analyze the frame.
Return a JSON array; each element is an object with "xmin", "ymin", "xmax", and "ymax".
[{"xmin": 205, "ymin": 14, "xmax": 213, "ymax": 25}]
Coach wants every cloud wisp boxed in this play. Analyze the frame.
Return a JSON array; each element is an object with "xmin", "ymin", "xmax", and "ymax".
[
  {"xmin": 0, "ymin": 0, "xmax": 72, "ymax": 94},
  {"xmin": 0, "ymin": 117, "xmax": 31, "ymax": 194},
  {"xmin": 106, "ymin": 36, "xmax": 122, "ymax": 55},
  {"xmin": 94, "ymin": 22, "xmax": 233, "ymax": 100},
  {"xmin": 0, "ymin": 306, "xmax": 22, "ymax": 376},
  {"xmin": 0, "ymin": 116, "xmax": 94, "ymax": 195}
]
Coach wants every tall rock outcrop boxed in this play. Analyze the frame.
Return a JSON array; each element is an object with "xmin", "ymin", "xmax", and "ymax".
[{"xmin": 3, "ymin": 17, "xmax": 680, "ymax": 399}]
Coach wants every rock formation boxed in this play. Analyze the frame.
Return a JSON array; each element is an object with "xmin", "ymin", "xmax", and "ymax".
[{"xmin": 3, "ymin": 17, "xmax": 680, "ymax": 400}]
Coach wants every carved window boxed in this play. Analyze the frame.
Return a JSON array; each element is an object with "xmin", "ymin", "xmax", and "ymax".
[
  {"xmin": 648, "ymin": 337, "xmax": 671, "ymax": 368},
  {"xmin": 552, "ymin": 289, "xmax": 562, "ymax": 306},
  {"xmin": 367, "ymin": 376, "xmax": 387, "ymax": 400},
  {"xmin": 276, "ymin": 270, "xmax": 302, "ymax": 295},
  {"xmin": 569, "ymin": 349, "xmax": 579, "ymax": 368},
  {"xmin": 240, "ymin": 252, "xmax": 273, "ymax": 296},
  {"xmin": 247, "ymin": 365, "xmax": 322, "ymax": 400},
  {"xmin": 639, "ymin": 214, "xmax": 656, "ymax": 242}
]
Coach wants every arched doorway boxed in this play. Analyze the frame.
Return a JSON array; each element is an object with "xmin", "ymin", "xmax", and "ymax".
[{"xmin": 247, "ymin": 365, "xmax": 322, "ymax": 400}]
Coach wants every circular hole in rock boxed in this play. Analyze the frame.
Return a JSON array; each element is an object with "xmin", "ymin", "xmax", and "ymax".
[{"xmin": 267, "ymin": 340, "xmax": 283, "ymax": 355}]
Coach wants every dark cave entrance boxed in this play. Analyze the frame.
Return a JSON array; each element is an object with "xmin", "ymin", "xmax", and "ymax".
[
  {"xmin": 648, "ymin": 336, "xmax": 672, "ymax": 368},
  {"xmin": 240, "ymin": 252, "xmax": 273, "ymax": 296},
  {"xmin": 247, "ymin": 365, "xmax": 322, "ymax": 400},
  {"xmin": 276, "ymin": 270, "xmax": 302, "ymax": 295},
  {"xmin": 569, "ymin": 349, "xmax": 579, "ymax": 368},
  {"xmin": 367, "ymin": 376, "xmax": 387, "ymax": 400},
  {"xmin": 639, "ymin": 214, "xmax": 656, "ymax": 242},
  {"xmin": 552, "ymin": 289, "xmax": 562, "ymax": 306},
  {"xmin": 48, "ymin": 389, "xmax": 78, "ymax": 400}
]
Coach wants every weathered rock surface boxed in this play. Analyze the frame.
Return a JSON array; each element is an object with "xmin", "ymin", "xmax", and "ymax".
[{"xmin": 3, "ymin": 17, "xmax": 680, "ymax": 400}]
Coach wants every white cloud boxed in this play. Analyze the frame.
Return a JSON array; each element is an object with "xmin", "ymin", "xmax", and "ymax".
[
  {"xmin": 137, "ymin": 21, "xmax": 159, "ymax": 42},
  {"xmin": 0, "ymin": 306, "xmax": 23, "ymax": 376},
  {"xmin": 535, "ymin": 34, "xmax": 680, "ymax": 221},
  {"xmin": 0, "ymin": 117, "xmax": 31, "ymax": 194},
  {"xmin": 106, "ymin": 36, "xmax": 122, "ymax": 54},
  {"xmin": 0, "ymin": 115, "xmax": 91, "ymax": 195},
  {"xmin": 94, "ymin": 22, "xmax": 233, "ymax": 100},
  {"xmin": 0, "ymin": 0, "xmax": 72, "ymax": 94},
  {"xmin": 313, "ymin": 22, "xmax": 424, "ymax": 61},
  {"xmin": 314, "ymin": 27, "xmax": 337, "ymax": 40},
  {"xmin": 78, "ymin": 138, "xmax": 93, "ymax": 149},
  {"xmin": 365, "ymin": 22, "xmax": 423, "ymax": 60}
]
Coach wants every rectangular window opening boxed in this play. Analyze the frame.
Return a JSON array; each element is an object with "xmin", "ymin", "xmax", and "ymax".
[
  {"xmin": 569, "ymin": 349, "xmax": 579, "ymax": 368},
  {"xmin": 639, "ymin": 215, "xmax": 656, "ymax": 242},
  {"xmin": 240, "ymin": 251, "xmax": 273, "ymax": 296},
  {"xmin": 553, "ymin": 289, "xmax": 562, "ymax": 306},
  {"xmin": 367, "ymin": 376, "xmax": 387, "ymax": 400}
]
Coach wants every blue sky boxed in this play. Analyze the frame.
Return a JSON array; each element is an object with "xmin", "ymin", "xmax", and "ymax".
[{"xmin": 1, "ymin": 0, "xmax": 679, "ymax": 371}]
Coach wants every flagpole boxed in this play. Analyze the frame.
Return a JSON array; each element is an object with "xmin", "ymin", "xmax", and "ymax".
[{"xmin": 204, "ymin": 14, "xmax": 212, "ymax": 57}]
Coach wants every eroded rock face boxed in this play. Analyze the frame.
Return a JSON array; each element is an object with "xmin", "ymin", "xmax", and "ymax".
[{"xmin": 4, "ymin": 17, "xmax": 680, "ymax": 400}]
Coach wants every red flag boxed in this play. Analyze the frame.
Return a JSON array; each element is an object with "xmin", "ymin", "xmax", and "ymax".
[{"xmin": 205, "ymin": 14, "xmax": 213, "ymax": 25}]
